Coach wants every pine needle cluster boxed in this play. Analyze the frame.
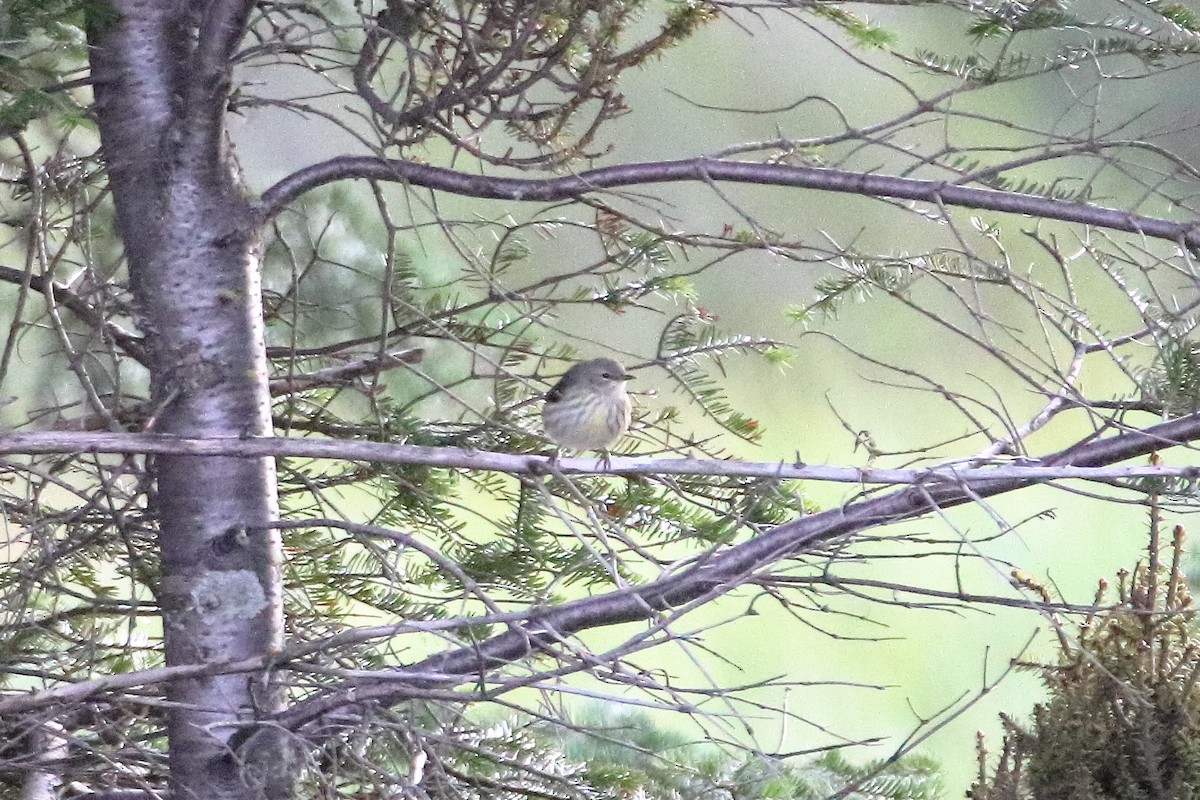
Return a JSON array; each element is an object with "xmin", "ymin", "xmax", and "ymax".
[{"xmin": 971, "ymin": 522, "xmax": 1200, "ymax": 800}]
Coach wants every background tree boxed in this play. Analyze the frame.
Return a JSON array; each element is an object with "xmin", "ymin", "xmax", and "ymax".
[{"xmin": 2, "ymin": 1, "xmax": 1200, "ymax": 799}]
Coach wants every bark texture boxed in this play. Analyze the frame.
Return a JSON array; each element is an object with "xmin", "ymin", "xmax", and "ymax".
[{"xmin": 88, "ymin": 2, "xmax": 282, "ymax": 797}]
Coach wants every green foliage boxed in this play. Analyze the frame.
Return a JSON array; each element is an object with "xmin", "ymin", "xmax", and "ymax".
[
  {"xmin": 789, "ymin": 257, "xmax": 916, "ymax": 323},
  {"xmin": 322, "ymin": 706, "xmax": 942, "ymax": 800},
  {"xmin": 920, "ymin": 6, "xmax": 1200, "ymax": 86},
  {"xmin": 537, "ymin": 708, "xmax": 942, "ymax": 800},
  {"xmin": 1154, "ymin": 2, "xmax": 1200, "ymax": 31},
  {"xmin": 965, "ymin": 0, "xmax": 1080, "ymax": 41},
  {"xmin": 0, "ymin": 0, "xmax": 92, "ymax": 45},
  {"xmin": 811, "ymin": 4, "xmax": 897, "ymax": 49},
  {"xmin": 663, "ymin": 0, "xmax": 721, "ymax": 41},
  {"xmin": 657, "ymin": 312, "xmax": 780, "ymax": 443},
  {"xmin": 1139, "ymin": 339, "xmax": 1200, "ymax": 417},
  {"xmin": 0, "ymin": 0, "xmax": 94, "ymax": 135},
  {"xmin": 970, "ymin": 522, "xmax": 1200, "ymax": 800},
  {"xmin": 0, "ymin": 86, "xmax": 58, "ymax": 136},
  {"xmin": 944, "ymin": 156, "xmax": 1093, "ymax": 203}
]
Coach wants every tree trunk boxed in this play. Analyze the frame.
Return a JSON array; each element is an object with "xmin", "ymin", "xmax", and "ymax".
[{"xmin": 88, "ymin": 3, "xmax": 283, "ymax": 797}]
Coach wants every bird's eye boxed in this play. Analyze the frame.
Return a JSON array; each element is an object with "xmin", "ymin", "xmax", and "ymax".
[{"xmin": 601, "ymin": 372, "xmax": 612, "ymax": 379}]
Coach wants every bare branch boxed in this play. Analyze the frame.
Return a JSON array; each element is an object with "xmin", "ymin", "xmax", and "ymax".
[
  {"xmin": 257, "ymin": 156, "xmax": 1200, "ymax": 253},
  {"xmin": 0, "ymin": 427, "xmax": 1198, "ymax": 484}
]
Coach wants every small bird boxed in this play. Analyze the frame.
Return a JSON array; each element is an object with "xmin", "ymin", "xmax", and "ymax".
[{"xmin": 541, "ymin": 357, "xmax": 633, "ymax": 455}]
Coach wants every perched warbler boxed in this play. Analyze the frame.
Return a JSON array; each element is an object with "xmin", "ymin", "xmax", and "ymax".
[{"xmin": 541, "ymin": 357, "xmax": 633, "ymax": 453}]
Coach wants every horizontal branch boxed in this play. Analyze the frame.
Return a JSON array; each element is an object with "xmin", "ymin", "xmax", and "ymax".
[
  {"xmin": 0, "ymin": 656, "xmax": 265, "ymax": 716},
  {"xmin": 276, "ymin": 410, "xmax": 1200, "ymax": 730},
  {"xmin": 257, "ymin": 156, "xmax": 1200, "ymax": 253},
  {"xmin": 1, "ymin": 430, "xmax": 1199, "ymax": 484}
]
